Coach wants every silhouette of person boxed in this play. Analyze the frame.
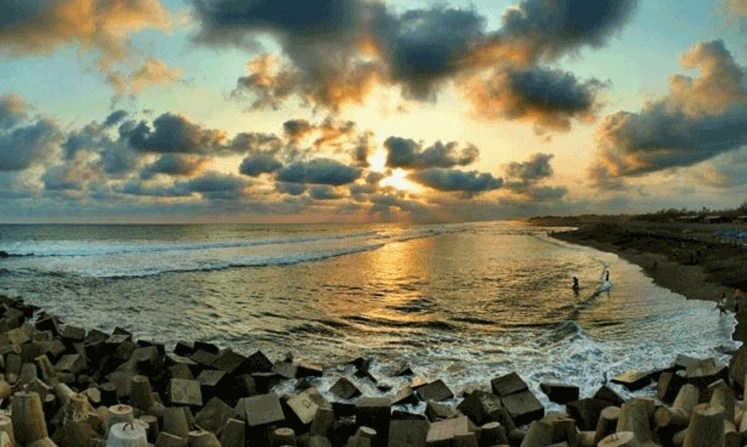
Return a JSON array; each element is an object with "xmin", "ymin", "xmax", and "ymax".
[{"xmin": 572, "ymin": 276, "xmax": 580, "ymax": 294}]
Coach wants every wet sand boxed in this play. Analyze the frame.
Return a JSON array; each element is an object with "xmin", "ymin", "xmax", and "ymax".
[{"xmin": 527, "ymin": 216, "xmax": 747, "ymax": 343}]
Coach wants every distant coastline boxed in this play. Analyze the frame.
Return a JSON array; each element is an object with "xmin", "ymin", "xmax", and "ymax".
[{"xmin": 526, "ymin": 215, "xmax": 747, "ymax": 344}]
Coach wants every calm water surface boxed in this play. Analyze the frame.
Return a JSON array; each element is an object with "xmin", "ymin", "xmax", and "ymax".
[{"xmin": 0, "ymin": 221, "xmax": 736, "ymax": 407}]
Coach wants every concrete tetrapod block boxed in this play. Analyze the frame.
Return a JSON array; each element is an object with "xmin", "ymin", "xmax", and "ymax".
[
  {"xmin": 416, "ymin": 380, "xmax": 454, "ymax": 402},
  {"xmin": 426, "ymin": 416, "xmax": 471, "ymax": 446},
  {"xmin": 388, "ymin": 419, "xmax": 429, "ymax": 447},
  {"xmin": 456, "ymin": 390, "xmax": 503, "ymax": 426},
  {"xmin": 499, "ymin": 389, "xmax": 544, "ymax": 427},
  {"xmin": 683, "ymin": 403, "xmax": 725, "ymax": 447},
  {"xmin": 490, "ymin": 372, "xmax": 528, "ymax": 397},
  {"xmin": 194, "ymin": 397, "xmax": 234, "ymax": 434},
  {"xmin": 330, "ymin": 377, "xmax": 362, "ymax": 400},
  {"xmin": 107, "ymin": 421, "xmax": 148, "ymax": 447},
  {"xmin": 210, "ymin": 349, "xmax": 246, "ymax": 375},
  {"xmin": 566, "ymin": 398, "xmax": 614, "ymax": 431},
  {"xmin": 611, "ymin": 371, "xmax": 652, "ymax": 392},
  {"xmin": 356, "ymin": 397, "xmax": 391, "ymax": 447},
  {"xmin": 11, "ymin": 390, "xmax": 48, "ymax": 445},
  {"xmin": 241, "ymin": 393, "xmax": 286, "ymax": 428},
  {"xmin": 169, "ymin": 378, "xmax": 202, "ymax": 407},
  {"xmin": 540, "ymin": 381, "xmax": 580, "ymax": 404},
  {"xmin": 154, "ymin": 431, "xmax": 188, "ymax": 447},
  {"xmin": 286, "ymin": 386, "xmax": 330, "ymax": 427},
  {"xmin": 218, "ymin": 418, "xmax": 245, "ymax": 447},
  {"xmin": 187, "ymin": 429, "xmax": 221, "ymax": 447},
  {"xmin": 425, "ymin": 402, "xmax": 459, "ymax": 422}
]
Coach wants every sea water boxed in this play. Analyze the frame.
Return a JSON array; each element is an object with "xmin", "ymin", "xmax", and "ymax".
[{"xmin": 0, "ymin": 221, "xmax": 738, "ymax": 409}]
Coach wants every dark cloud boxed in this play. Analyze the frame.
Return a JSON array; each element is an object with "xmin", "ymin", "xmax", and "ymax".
[
  {"xmin": 63, "ymin": 121, "xmax": 139, "ymax": 175},
  {"xmin": 384, "ymin": 137, "xmax": 479, "ymax": 169},
  {"xmin": 184, "ymin": 171, "xmax": 249, "ymax": 200},
  {"xmin": 103, "ymin": 110, "xmax": 129, "ymax": 128},
  {"xmin": 409, "ymin": 168, "xmax": 503, "ymax": 194},
  {"xmin": 503, "ymin": 153, "xmax": 554, "ymax": 183},
  {"xmin": 591, "ymin": 41, "xmax": 747, "ymax": 182},
  {"xmin": 498, "ymin": 0, "xmax": 639, "ymax": 61},
  {"xmin": 465, "ymin": 67, "xmax": 603, "ymax": 132},
  {"xmin": 196, "ymin": 0, "xmax": 636, "ymax": 127},
  {"xmin": 239, "ymin": 153, "xmax": 282, "ymax": 177},
  {"xmin": 228, "ymin": 131, "xmax": 284, "ymax": 153},
  {"xmin": 121, "ymin": 182, "xmax": 192, "ymax": 198},
  {"xmin": 42, "ymin": 164, "xmax": 83, "ymax": 191},
  {"xmin": 375, "ymin": 6, "xmax": 487, "ymax": 100},
  {"xmin": 309, "ymin": 185, "xmax": 343, "ymax": 200},
  {"xmin": 283, "ymin": 119, "xmax": 313, "ymax": 142},
  {"xmin": 122, "ymin": 113, "xmax": 227, "ymax": 154},
  {"xmin": 0, "ymin": 94, "xmax": 27, "ymax": 128},
  {"xmin": 276, "ymin": 158, "xmax": 362, "ymax": 185},
  {"xmin": 692, "ymin": 148, "xmax": 747, "ymax": 188},
  {"xmin": 141, "ymin": 155, "xmax": 207, "ymax": 179},
  {"xmin": 275, "ymin": 182, "xmax": 307, "ymax": 196},
  {"xmin": 0, "ymin": 119, "xmax": 62, "ymax": 171}
]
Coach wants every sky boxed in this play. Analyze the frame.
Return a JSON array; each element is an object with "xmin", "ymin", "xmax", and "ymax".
[{"xmin": 0, "ymin": 0, "xmax": 746, "ymax": 223}]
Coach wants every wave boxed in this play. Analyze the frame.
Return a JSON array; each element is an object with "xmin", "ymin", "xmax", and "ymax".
[{"xmin": 1, "ymin": 230, "xmax": 383, "ymax": 259}]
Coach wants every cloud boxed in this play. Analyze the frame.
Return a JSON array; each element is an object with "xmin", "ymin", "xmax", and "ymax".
[
  {"xmin": 276, "ymin": 158, "xmax": 362, "ymax": 185},
  {"xmin": 409, "ymin": 168, "xmax": 503, "ymax": 195},
  {"xmin": 275, "ymin": 182, "xmax": 307, "ymax": 196},
  {"xmin": 690, "ymin": 147, "xmax": 747, "ymax": 188},
  {"xmin": 42, "ymin": 163, "xmax": 84, "ymax": 191},
  {"xmin": 0, "ymin": 118, "xmax": 62, "ymax": 171},
  {"xmin": 239, "ymin": 153, "xmax": 282, "ymax": 177},
  {"xmin": 184, "ymin": 171, "xmax": 249, "ymax": 200},
  {"xmin": 728, "ymin": 0, "xmax": 747, "ymax": 14},
  {"xmin": 503, "ymin": 153, "xmax": 554, "ymax": 183},
  {"xmin": 464, "ymin": 67, "xmax": 603, "ymax": 132},
  {"xmin": 374, "ymin": 6, "xmax": 488, "ymax": 100},
  {"xmin": 283, "ymin": 119, "xmax": 314, "ymax": 142},
  {"xmin": 309, "ymin": 185, "xmax": 343, "ymax": 200},
  {"xmin": 141, "ymin": 154, "xmax": 208, "ymax": 179},
  {"xmin": 103, "ymin": 110, "xmax": 128, "ymax": 128},
  {"xmin": 0, "ymin": 0, "xmax": 170, "ymax": 59},
  {"xmin": 497, "ymin": 0, "xmax": 639, "ymax": 61},
  {"xmin": 0, "ymin": 93, "xmax": 28, "ymax": 128},
  {"xmin": 123, "ymin": 113, "xmax": 228, "ymax": 154},
  {"xmin": 108, "ymin": 58, "xmax": 182, "ymax": 100},
  {"xmin": 0, "ymin": 0, "xmax": 175, "ymax": 98},
  {"xmin": 591, "ymin": 40, "xmax": 747, "ymax": 182},
  {"xmin": 198, "ymin": 0, "xmax": 635, "ymax": 125},
  {"xmin": 384, "ymin": 137, "xmax": 479, "ymax": 169}
]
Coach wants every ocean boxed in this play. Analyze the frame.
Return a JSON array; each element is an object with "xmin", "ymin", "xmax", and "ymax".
[{"xmin": 0, "ymin": 221, "xmax": 737, "ymax": 409}]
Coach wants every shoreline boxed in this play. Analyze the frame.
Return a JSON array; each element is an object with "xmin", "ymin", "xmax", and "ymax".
[{"xmin": 527, "ymin": 217, "xmax": 747, "ymax": 344}]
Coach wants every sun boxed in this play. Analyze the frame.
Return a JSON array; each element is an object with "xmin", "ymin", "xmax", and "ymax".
[{"xmin": 368, "ymin": 148, "xmax": 422, "ymax": 192}]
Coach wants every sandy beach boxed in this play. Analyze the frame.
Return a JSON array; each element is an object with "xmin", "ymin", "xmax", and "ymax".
[{"xmin": 528, "ymin": 216, "xmax": 747, "ymax": 344}]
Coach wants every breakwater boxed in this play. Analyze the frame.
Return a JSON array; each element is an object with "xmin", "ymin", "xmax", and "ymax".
[{"xmin": 0, "ymin": 295, "xmax": 745, "ymax": 446}]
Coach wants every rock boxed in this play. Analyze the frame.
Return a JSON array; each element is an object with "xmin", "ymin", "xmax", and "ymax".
[
  {"xmin": 593, "ymin": 385, "xmax": 626, "ymax": 407},
  {"xmin": 244, "ymin": 350, "xmax": 274, "ymax": 373},
  {"xmin": 391, "ymin": 386, "xmax": 418, "ymax": 406},
  {"xmin": 729, "ymin": 345, "xmax": 747, "ymax": 390}
]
